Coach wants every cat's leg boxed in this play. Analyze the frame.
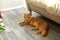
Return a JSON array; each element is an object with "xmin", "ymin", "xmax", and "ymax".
[
  {"xmin": 41, "ymin": 24, "xmax": 49, "ymax": 36},
  {"xmin": 41, "ymin": 27, "xmax": 49, "ymax": 36},
  {"xmin": 19, "ymin": 21, "xmax": 27, "ymax": 26},
  {"xmin": 41, "ymin": 30, "xmax": 48, "ymax": 37},
  {"xmin": 37, "ymin": 28, "xmax": 42, "ymax": 34}
]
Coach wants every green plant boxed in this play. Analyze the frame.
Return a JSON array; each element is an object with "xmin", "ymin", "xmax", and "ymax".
[{"xmin": 0, "ymin": 19, "xmax": 5, "ymax": 31}]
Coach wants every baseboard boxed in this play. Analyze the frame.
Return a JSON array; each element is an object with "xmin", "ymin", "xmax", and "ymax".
[{"xmin": 1, "ymin": 5, "xmax": 27, "ymax": 11}]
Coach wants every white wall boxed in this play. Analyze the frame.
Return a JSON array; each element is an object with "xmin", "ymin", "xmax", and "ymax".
[
  {"xmin": 0, "ymin": 0, "xmax": 27, "ymax": 11},
  {"xmin": 0, "ymin": 0, "xmax": 2, "ymax": 10}
]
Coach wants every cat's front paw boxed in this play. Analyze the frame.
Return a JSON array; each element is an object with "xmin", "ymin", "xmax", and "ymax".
[{"xmin": 19, "ymin": 22, "xmax": 24, "ymax": 26}]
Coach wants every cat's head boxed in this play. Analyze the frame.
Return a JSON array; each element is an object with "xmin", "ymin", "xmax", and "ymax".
[{"xmin": 24, "ymin": 14, "xmax": 32, "ymax": 21}]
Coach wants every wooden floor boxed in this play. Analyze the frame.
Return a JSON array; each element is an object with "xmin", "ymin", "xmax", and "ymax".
[{"xmin": 0, "ymin": 7, "xmax": 60, "ymax": 40}]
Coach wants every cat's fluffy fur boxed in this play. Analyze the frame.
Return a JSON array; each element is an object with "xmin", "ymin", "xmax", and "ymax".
[{"xmin": 19, "ymin": 14, "xmax": 49, "ymax": 37}]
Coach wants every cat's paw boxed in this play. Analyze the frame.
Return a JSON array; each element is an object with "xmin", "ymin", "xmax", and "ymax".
[
  {"xmin": 37, "ymin": 30, "xmax": 41, "ymax": 35},
  {"xmin": 19, "ymin": 22, "xmax": 24, "ymax": 26},
  {"xmin": 37, "ymin": 31, "xmax": 41, "ymax": 35}
]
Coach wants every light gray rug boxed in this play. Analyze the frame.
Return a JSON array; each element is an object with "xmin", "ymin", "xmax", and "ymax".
[{"xmin": 0, "ymin": 7, "xmax": 60, "ymax": 40}]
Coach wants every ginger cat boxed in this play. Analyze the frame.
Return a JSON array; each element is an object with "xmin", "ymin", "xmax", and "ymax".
[{"xmin": 19, "ymin": 13, "xmax": 49, "ymax": 37}]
